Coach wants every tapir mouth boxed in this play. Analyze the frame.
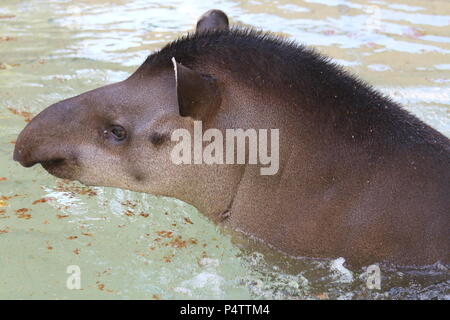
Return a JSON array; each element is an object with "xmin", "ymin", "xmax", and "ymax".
[
  {"xmin": 14, "ymin": 141, "xmax": 80, "ymax": 180},
  {"xmin": 41, "ymin": 158, "xmax": 66, "ymax": 170},
  {"xmin": 40, "ymin": 158, "xmax": 79, "ymax": 180}
]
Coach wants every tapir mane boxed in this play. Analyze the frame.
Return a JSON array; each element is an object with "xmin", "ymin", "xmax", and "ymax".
[
  {"xmin": 141, "ymin": 27, "xmax": 343, "ymax": 92},
  {"xmin": 137, "ymin": 28, "xmax": 450, "ymax": 154}
]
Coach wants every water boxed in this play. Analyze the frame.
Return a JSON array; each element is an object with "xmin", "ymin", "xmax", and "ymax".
[{"xmin": 0, "ymin": 0, "xmax": 449, "ymax": 299}]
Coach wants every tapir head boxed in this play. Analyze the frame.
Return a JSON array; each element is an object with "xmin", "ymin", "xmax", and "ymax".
[
  {"xmin": 13, "ymin": 10, "xmax": 233, "ymax": 205},
  {"xmin": 15, "ymin": 56, "xmax": 224, "ymax": 191}
]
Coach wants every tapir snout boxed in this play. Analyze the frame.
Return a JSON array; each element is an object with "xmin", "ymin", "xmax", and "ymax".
[{"xmin": 14, "ymin": 100, "xmax": 82, "ymax": 178}]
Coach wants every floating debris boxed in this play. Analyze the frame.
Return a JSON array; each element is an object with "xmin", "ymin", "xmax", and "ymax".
[
  {"xmin": 0, "ymin": 36, "xmax": 17, "ymax": 41},
  {"xmin": 183, "ymin": 217, "xmax": 194, "ymax": 224},
  {"xmin": 15, "ymin": 208, "xmax": 32, "ymax": 219},
  {"xmin": 124, "ymin": 210, "xmax": 134, "ymax": 217},
  {"xmin": 7, "ymin": 107, "xmax": 33, "ymax": 122},
  {"xmin": 121, "ymin": 200, "xmax": 137, "ymax": 208},
  {"xmin": 53, "ymin": 180, "xmax": 97, "ymax": 196},
  {"xmin": 32, "ymin": 197, "xmax": 55, "ymax": 205}
]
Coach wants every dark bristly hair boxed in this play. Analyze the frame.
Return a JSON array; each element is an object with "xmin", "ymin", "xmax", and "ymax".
[{"xmin": 137, "ymin": 28, "xmax": 449, "ymax": 154}]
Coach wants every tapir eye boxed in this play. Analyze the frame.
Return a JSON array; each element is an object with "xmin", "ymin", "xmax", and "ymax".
[{"xmin": 104, "ymin": 125, "xmax": 127, "ymax": 141}]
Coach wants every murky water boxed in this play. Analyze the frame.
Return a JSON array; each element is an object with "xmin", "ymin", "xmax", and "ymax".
[{"xmin": 1, "ymin": 0, "xmax": 449, "ymax": 299}]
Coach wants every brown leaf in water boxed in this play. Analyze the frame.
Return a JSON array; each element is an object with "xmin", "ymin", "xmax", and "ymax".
[
  {"xmin": 54, "ymin": 181, "xmax": 97, "ymax": 196},
  {"xmin": 1, "ymin": 194, "xmax": 22, "ymax": 201},
  {"xmin": 7, "ymin": 107, "xmax": 33, "ymax": 122},
  {"xmin": 81, "ymin": 232, "xmax": 93, "ymax": 237},
  {"xmin": 95, "ymin": 281, "xmax": 113, "ymax": 293},
  {"xmin": 139, "ymin": 212, "xmax": 149, "ymax": 218},
  {"xmin": 124, "ymin": 210, "xmax": 134, "ymax": 217},
  {"xmin": 156, "ymin": 230, "xmax": 173, "ymax": 238},
  {"xmin": 0, "ymin": 36, "xmax": 16, "ymax": 41},
  {"xmin": 121, "ymin": 200, "xmax": 137, "ymax": 208},
  {"xmin": 0, "ymin": 15, "xmax": 16, "ymax": 19},
  {"xmin": 67, "ymin": 236, "xmax": 78, "ymax": 240},
  {"xmin": 32, "ymin": 197, "xmax": 55, "ymax": 205},
  {"xmin": 183, "ymin": 217, "xmax": 193, "ymax": 224},
  {"xmin": 0, "ymin": 177, "xmax": 7, "ymax": 181},
  {"xmin": 56, "ymin": 214, "xmax": 69, "ymax": 219},
  {"xmin": 73, "ymin": 248, "xmax": 80, "ymax": 255},
  {"xmin": 0, "ymin": 228, "xmax": 10, "ymax": 234},
  {"xmin": 0, "ymin": 200, "xmax": 7, "ymax": 207},
  {"xmin": 17, "ymin": 213, "xmax": 32, "ymax": 219},
  {"xmin": 152, "ymin": 295, "xmax": 160, "ymax": 300},
  {"xmin": 163, "ymin": 254, "xmax": 175, "ymax": 263},
  {"xmin": 15, "ymin": 208, "xmax": 31, "ymax": 219},
  {"xmin": 165, "ymin": 236, "xmax": 187, "ymax": 249}
]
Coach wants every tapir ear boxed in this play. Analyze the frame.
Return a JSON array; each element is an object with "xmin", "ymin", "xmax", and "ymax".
[
  {"xmin": 196, "ymin": 9, "xmax": 229, "ymax": 33},
  {"xmin": 172, "ymin": 57, "xmax": 221, "ymax": 119}
]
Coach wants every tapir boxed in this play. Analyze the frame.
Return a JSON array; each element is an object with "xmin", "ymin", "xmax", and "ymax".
[{"xmin": 13, "ymin": 10, "xmax": 449, "ymax": 266}]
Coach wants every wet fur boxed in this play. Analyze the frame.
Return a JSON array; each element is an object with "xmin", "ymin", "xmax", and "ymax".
[{"xmin": 142, "ymin": 28, "xmax": 450, "ymax": 156}]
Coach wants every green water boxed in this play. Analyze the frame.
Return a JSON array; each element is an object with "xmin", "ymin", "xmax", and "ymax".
[{"xmin": 0, "ymin": 0, "xmax": 449, "ymax": 299}]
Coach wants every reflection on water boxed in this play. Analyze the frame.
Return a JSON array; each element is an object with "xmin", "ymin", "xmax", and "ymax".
[{"xmin": 0, "ymin": 0, "xmax": 449, "ymax": 299}]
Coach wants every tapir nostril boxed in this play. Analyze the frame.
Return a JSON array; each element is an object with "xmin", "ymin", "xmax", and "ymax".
[
  {"xmin": 13, "ymin": 141, "xmax": 69, "ymax": 169},
  {"xmin": 13, "ymin": 147, "xmax": 36, "ymax": 168}
]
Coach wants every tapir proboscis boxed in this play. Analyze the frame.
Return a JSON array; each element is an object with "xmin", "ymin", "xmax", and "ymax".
[{"xmin": 14, "ymin": 10, "xmax": 449, "ymax": 267}]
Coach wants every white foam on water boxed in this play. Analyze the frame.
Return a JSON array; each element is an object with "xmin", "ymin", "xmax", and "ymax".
[
  {"xmin": 181, "ymin": 272, "xmax": 225, "ymax": 296},
  {"xmin": 330, "ymin": 257, "xmax": 354, "ymax": 283}
]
